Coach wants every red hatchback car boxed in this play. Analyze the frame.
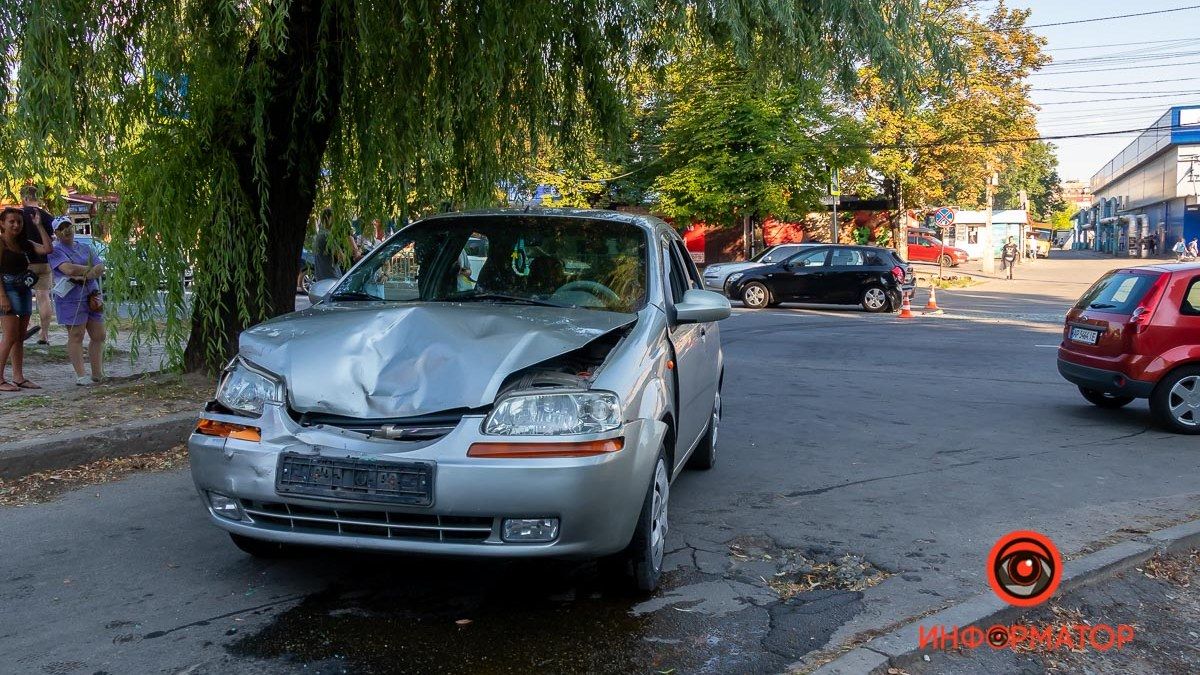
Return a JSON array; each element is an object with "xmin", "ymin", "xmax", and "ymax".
[{"xmin": 1058, "ymin": 263, "xmax": 1200, "ymax": 433}]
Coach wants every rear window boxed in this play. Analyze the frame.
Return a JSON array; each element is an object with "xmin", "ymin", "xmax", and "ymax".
[{"xmin": 1074, "ymin": 271, "xmax": 1160, "ymax": 314}]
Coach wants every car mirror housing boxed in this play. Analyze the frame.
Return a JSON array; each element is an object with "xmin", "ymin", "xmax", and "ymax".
[
  {"xmin": 675, "ymin": 289, "xmax": 732, "ymax": 323},
  {"xmin": 308, "ymin": 278, "xmax": 338, "ymax": 305}
]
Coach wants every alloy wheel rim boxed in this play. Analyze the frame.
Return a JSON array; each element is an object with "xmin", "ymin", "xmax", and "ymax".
[
  {"xmin": 650, "ymin": 459, "xmax": 669, "ymax": 571},
  {"xmin": 1168, "ymin": 376, "xmax": 1200, "ymax": 427},
  {"xmin": 745, "ymin": 285, "xmax": 765, "ymax": 307},
  {"xmin": 865, "ymin": 288, "xmax": 885, "ymax": 309},
  {"xmin": 711, "ymin": 391, "xmax": 721, "ymax": 454}
]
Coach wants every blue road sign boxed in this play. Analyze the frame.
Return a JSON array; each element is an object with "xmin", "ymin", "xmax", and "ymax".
[{"xmin": 933, "ymin": 207, "xmax": 955, "ymax": 229}]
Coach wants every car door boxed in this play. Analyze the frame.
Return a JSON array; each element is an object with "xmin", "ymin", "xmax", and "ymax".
[
  {"xmin": 664, "ymin": 238, "xmax": 716, "ymax": 459},
  {"xmin": 907, "ymin": 235, "xmax": 933, "ymax": 262},
  {"xmin": 773, "ymin": 247, "xmax": 830, "ymax": 300},
  {"xmin": 824, "ymin": 247, "xmax": 869, "ymax": 303}
]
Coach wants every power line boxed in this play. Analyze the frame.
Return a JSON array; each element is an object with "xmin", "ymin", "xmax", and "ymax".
[
  {"xmin": 1033, "ymin": 76, "xmax": 1200, "ymax": 91},
  {"xmin": 1030, "ymin": 58, "xmax": 1200, "ymax": 75},
  {"xmin": 1046, "ymin": 37, "xmax": 1197, "ymax": 52},
  {"xmin": 1038, "ymin": 92, "xmax": 1200, "ymax": 105},
  {"xmin": 1016, "ymin": 4, "xmax": 1200, "ymax": 30},
  {"xmin": 874, "ymin": 126, "xmax": 1174, "ymax": 150}
]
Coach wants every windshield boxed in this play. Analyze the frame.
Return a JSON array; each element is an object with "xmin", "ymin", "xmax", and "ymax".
[
  {"xmin": 333, "ymin": 216, "xmax": 648, "ymax": 313},
  {"xmin": 750, "ymin": 246, "xmax": 783, "ymax": 263}
]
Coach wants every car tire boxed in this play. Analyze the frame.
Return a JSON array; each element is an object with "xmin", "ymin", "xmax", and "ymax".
[
  {"xmin": 939, "ymin": 254, "xmax": 953, "ymax": 267},
  {"xmin": 229, "ymin": 533, "xmax": 296, "ymax": 558},
  {"xmin": 741, "ymin": 282, "xmax": 771, "ymax": 310},
  {"xmin": 623, "ymin": 449, "xmax": 670, "ymax": 592},
  {"xmin": 1079, "ymin": 387, "xmax": 1135, "ymax": 409},
  {"xmin": 1150, "ymin": 366, "xmax": 1200, "ymax": 434},
  {"xmin": 861, "ymin": 285, "xmax": 889, "ymax": 313},
  {"xmin": 687, "ymin": 390, "xmax": 720, "ymax": 471}
]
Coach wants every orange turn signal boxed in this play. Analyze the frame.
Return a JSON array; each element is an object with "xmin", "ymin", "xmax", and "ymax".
[
  {"xmin": 468, "ymin": 438, "xmax": 624, "ymax": 458},
  {"xmin": 196, "ymin": 419, "xmax": 262, "ymax": 442}
]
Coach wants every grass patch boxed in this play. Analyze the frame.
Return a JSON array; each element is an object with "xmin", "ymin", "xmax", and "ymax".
[
  {"xmin": 0, "ymin": 394, "xmax": 52, "ymax": 411},
  {"xmin": 923, "ymin": 275, "xmax": 977, "ymax": 290}
]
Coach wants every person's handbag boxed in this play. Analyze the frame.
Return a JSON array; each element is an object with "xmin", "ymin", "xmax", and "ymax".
[{"xmin": 88, "ymin": 290, "xmax": 103, "ymax": 313}]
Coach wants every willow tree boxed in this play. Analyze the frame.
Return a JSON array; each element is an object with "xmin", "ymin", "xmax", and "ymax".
[{"xmin": 0, "ymin": 0, "xmax": 956, "ymax": 371}]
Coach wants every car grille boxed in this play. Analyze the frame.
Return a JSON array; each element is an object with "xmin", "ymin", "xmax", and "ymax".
[
  {"xmin": 240, "ymin": 500, "xmax": 495, "ymax": 543},
  {"xmin": 290, "ymin": 409, "xmax": 466, "ymax": 442}
]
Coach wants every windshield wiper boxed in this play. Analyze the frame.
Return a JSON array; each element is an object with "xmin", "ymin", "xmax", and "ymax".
[
  {"xmin": 328, "ymin": 291, "xmax": 380, "ymax": 301},
  {"xmin": 1088, "ymin": 302, "xmax": 1117, "ymax": 309},
  {"xmin": 455, "ymin": 293, "xmax": 568, "ymax": 308}
]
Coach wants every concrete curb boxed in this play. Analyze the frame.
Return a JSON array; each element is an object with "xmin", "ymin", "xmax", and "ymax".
[
  {"xmin": 0, "ymin": 411, "xmax": 196, "ymax": 480},
  {"xmin": 811, "ymin": 520, "xmax": 1200, "ymax": 675}
]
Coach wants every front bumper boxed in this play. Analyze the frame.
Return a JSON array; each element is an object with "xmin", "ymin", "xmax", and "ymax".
[
  {"xmin": 1057, "ymin": 357, "xmax": 1155, "ymax": 398},
  {"xmin": 188, "ymin": 404, "xmax": 665, "ymax": 558}
]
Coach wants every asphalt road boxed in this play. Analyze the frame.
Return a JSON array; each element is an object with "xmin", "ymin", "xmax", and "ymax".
[{"xmin": 3, "ymin": 253, "xmax": 1198, "ymax": 674}]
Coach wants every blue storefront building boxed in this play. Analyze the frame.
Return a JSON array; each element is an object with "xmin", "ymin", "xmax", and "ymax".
[{"xmin": 1073, "ymin": 105, "xmax": 1200, "ymax": 256}]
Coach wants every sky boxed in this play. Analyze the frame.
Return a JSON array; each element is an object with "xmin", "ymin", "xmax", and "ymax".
[{"xmin": 999, "ymin": 1, "xmax": 1200, "ymax": 182}]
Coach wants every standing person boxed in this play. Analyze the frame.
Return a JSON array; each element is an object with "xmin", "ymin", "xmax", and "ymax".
[
  {"xmin": 1173, "ymin": 237, "xmax": 1187, "ymax": 260},
  {"xmin": 0, "ymin": 207, "xmax": 53, "ymax": 391},
  {"xmin": 1190, "ymin": 239, "xmax": 1199, "ymax": 260},
  {"xmin": 48, "ymin": 217, "xmax": 105, "ymax": 386},
  {"xmin": 1001, "ymin": 236, "xmax": 1019, "ymax": 280},
  {"xmin": 19, "ymin": 185, "xmax": 54, "ymax": 344}
]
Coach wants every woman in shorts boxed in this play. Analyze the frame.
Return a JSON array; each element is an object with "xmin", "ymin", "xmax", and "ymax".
[{"xmin": 0, "ymin": 207, "xmax": 53, "ymax": 391}]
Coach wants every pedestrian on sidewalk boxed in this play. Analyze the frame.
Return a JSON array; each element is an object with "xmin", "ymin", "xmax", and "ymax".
[
  {"xmin": 0, "ymin": 207, "xmax": 53, "ymax": 391},
  {"xmin": 1190, "ymin": 239, "xmax": 1199, "ymax": 260},
  {"xmin": 19, "ymin": 185, "xmax": 55, "ymax": 345},
  {"xmin": 1001, "ymin": 237, "xmax": 1019, "ymax": 280},
  {"xmin": 48, "ymin": 218, "xmax": 105, "ymax": 386},
  {"xmin": 1173, "ymin": 237, "xmax": 1188, "ymax": 260}
]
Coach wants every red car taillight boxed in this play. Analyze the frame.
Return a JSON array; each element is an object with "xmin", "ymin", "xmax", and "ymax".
[
  {"xmin": 1130, "ymin": 273, "xmax": 1169, "ymax": 334},
  {"xmin": 891, "ymin": 265, "xmax": 904, "ymax": 283}
]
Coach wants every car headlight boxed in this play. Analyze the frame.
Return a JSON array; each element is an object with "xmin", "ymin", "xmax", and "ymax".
[
  {"xmin": 216, "ymin": 359, "xmax": 284, "ymax": 417},
  {"xmin": 727, "ymin": 272, "xmax": 744, "ymax": 283},
  {"xmin": 484, "ymin": 391, "xmax": 622, "ymax": 435}
]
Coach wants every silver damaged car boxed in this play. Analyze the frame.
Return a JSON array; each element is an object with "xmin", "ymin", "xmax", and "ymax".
[{"xmin": 189, "ymin": 209, "xmax": 731, "ymax": 591}]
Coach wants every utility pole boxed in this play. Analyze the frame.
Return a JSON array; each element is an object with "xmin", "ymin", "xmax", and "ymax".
[{"xmin": 981, "ymin": 170, "xmax": 997, "ymax": 275}]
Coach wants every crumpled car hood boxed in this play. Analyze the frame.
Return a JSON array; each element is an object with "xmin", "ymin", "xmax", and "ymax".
[{"xmin": 240, "ymin": 302, "xmax": 635, "ymax": 419}]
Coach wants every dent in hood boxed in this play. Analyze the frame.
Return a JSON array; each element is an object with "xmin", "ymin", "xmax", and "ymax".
[{"xmin": 240, "ymin": 302, "xmax": 636, "ymax": 419}]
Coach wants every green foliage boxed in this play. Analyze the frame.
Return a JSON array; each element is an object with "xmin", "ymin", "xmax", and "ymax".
[
  {"xmin": 1, "ymin": 0, "xmax": 959, "ymax": 370},
  {"xmin": 994, "ymin": 142, "xmax": 1067, "ymax": 221},
  {"xmin": 648, "ymin": 50, "xmax": 870, "ymax": 227},
  {"xmin": 1049, "ymin": 205, "xmax": 1076, "ymax": 231},
  {"xmin": 861, "ymin": 0, "xmax": 1048, "ymax": 209}
]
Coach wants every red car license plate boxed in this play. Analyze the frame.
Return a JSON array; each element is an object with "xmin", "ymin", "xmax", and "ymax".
[{"xmin": 1069, "ymin": 327, "xmax": 1100, "ymax": 345}]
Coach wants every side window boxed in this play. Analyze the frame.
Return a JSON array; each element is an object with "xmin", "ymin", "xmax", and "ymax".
[
  {"xmin": 671, "ymin": 240, "xmax": 702, "ymax": 290},
  {"xmin": 907, "ymin": 235, "xmax": 919, "ymax": 246},
  {"xmin": 664, "ymin": 242, "xmax": 688, "ymax": 303},
  {"xmin": 1182, "ymin": 277, "xmax": 1200, "ymax": 315},
  {"xmin": 786, "ymin": 248, "xmax": 829, "ymax": 268},
  {"xmin": 830, "ymin": 248, "xmax": 865, "ymax": 266},
  {"xmin": 457, "ymin": 233, "xmax": 488, "ymax": 291}
]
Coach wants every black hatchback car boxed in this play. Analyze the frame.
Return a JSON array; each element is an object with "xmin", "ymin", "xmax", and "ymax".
[{"xmin": 724, "ymin": 245, "xmax": 914, "ymax": 311}]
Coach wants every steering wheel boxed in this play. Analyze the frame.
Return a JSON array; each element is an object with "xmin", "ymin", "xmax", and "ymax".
[{"xmin": 552, "ymin": 280, "xmax": 621, "ymax": 306}]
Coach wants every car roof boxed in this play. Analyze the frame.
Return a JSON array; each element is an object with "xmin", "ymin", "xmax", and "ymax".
[
  {"xmin": 418, "ymin": 208, "xmax": 675, "ymax": 238},
  {"xmin": 1116, "ymin": 262, "xmax": 1200, "ymax": 275}
]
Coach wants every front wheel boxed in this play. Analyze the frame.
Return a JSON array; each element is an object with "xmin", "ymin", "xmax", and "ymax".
[
  {"xmin": 623, "ymin": 451, "xmax": 670, "ymax": 592},
  {"xmin": 939, "ymin": 254, "xmax": 954, "ymax": 267},
  {"xmin": 1079, "ymin": 387, "xmax": 1135, "ymax": 409},
  {"xmin": 741, "ymin": 282, "xmax": 771, "ymax": 310},
  {"xmin": 861, "ymin": 285, "xmax": 888, "ymax": 313},
  {"xmin": 1151, "ymin": 366, "xmax": 1200, "ymax": 434},
  {"xmin": 687, "ymin": 390, "xmax": 720, "ymax": 470}
]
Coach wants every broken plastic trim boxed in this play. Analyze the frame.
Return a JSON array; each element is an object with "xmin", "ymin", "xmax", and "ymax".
[{"xmin": 196, "ymin": 419, "xmax": 262, "ymax": 442}]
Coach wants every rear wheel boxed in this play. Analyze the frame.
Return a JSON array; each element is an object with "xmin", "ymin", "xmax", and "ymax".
[
  {"xmin": 861, "ymin": 286, "xmax": 888, "ymax": 313},
  {"xmin": 741, "ymin": 282, "xmax": 771, "ymax": 310},
  {"xmin": 622, "ymin": 450, "xmax": 670, "ymax": 592},
  {"xmin": 687, "ymin": 390, "xmax": 720, "ymax": 470},
  {"xmin": 229, "ymin": 533, "xmax": 296, "ymax": 558},
  {"xmin": 1079, "ymin": 387, "xmax": 1135, "ymax": 409},
  {"xmin": 1151, "ymin": 367, "xmax": 1200, "ymax": 434}
]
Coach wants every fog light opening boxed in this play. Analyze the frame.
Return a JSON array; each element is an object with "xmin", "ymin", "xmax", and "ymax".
[
  {"xmin": 502, "ymin": 518, "xmax": 560, "ymax": 543},
  {"xmin": 208, "ymin": 492, "xmax": 245, "ymax": 521}
]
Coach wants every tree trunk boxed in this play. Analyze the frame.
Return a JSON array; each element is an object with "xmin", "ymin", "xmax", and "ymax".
[{"xmin": 184, "ymin": 0, "xmax": 347, "ymax": 373}]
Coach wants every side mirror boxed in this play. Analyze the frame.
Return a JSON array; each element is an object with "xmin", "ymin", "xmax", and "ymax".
[
  {"xmin": 675, "ymin": 288, "xmax": 732, "ymax": 324},
  {"xmin": 308, "ymin": 278, "xmax": 338, "ymax": 305}
]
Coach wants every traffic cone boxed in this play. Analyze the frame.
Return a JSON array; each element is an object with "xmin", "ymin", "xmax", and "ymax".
[
  {"xmin": 898, "ymin": 291, "xmax": 914, "ymax": 319},
  {"xmin": 923, "ymin": 284, "xmax": 943, "ymax": 314}
]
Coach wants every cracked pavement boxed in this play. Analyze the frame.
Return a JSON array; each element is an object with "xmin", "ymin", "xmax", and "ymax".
[{"xmin": 3, "ymin": 252, "xmax": 1200, "ymax": 673}]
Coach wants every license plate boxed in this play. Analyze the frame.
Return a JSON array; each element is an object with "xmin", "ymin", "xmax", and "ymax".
[
  {"xmin": 1069, "ymin": 327, "xmax": 1100, "ymax": 345},
  {"xmin": 276, "ymin": 453, "xmax": 434, "ymax": 506}
]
